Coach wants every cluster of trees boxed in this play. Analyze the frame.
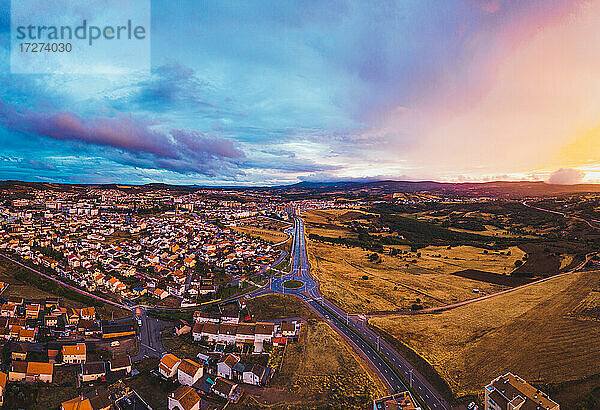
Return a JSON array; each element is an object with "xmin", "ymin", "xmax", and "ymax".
[
  {"xmin": 308, "ymin": 233, "xmax": 384, "ymax": 252},
  {"xmin": 33, "ymin": 245, "xmax": 65, "ymax": 262}
]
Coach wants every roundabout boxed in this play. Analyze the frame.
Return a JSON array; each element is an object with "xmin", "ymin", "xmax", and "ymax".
[{"xmin": 283, "ymin": 279, "xmax": 304, "ymax": 289}]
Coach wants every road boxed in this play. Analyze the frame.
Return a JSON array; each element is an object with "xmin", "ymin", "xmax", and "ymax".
[
  {"xmin": 119, "ymin": 303, "xmax": 170, "ymax": 361},
  {"xmin": 523, "ymin": 201, "xmax": 600, "ymax": 230},
  {"xmin": 262, "ymin": 215, "xmax": 450, "ymax": 409}
]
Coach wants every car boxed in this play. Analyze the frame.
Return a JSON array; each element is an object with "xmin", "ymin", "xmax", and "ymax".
[{"xmin": 110, "ymin": 340, "xmax": 120, "ymax": 347}]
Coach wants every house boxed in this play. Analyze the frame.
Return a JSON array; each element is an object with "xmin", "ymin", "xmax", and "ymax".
[
  {"xmin": 254, "ymin": 322, "xmax": 275, "ymax": 343},
  {"xmin": 1, "ymin": 303, "xmax": 16, "ymax": 317},
  {"xmin": 279, "ymin": 322, "xmax": 297, "ymax": 337},
  {"xmin": 168, "ymin": 385, "xmax": 201, "ymax": 410},
  {"xmin": 220, "ymin": 310, "xmax": 239, "ymax": 324},
  {"xmin": 47, "ymin": 344, "xmax": 60, "ymax": 364},
  {"xmin": 25, "ymin": 304, "xmax": 41, "ymax": 319},
  {"xmin": 8, "ymin": 361, "xmax": 26, "ymax": 382},
  {"xmin": 11, "ymin": 343, "xmax": 27, "ymax": 361},
  {"xmin": 101, "ymin": 321, "xmax": 135, "ymax": 339},
  {"xmin": 484, "ymin": 373, "xmax": 560, "ymax": 410},
  {"xmin": 9, "ymin": 361, "xmax": 53, "ymax": 383},
  {"xmin": 110, "ymin": 355, "xmax": 132, "ymax": 375},
  {"xmin": 80, "ymin": 362, "xmax": 106, "ymax": 383},
  {"xmin": 27, "ymin": 363, "xmax": 53, "ymax": 385},
  {"xmin": 218, "ymin": 323, "xmax": 237, "ymax": 345},
  {"xmin": 153, "ymin": 288, "xmax": 169, "ymax": 299},
  {"xmin": 63, "ymin": 343, "xmax": 86, "ymax": 364},
  {"xmin": 242, "ymin": 363, "xmax": 269, "ymax": 386},
  {"xmin": 177, "ymin": 358, "xmax": 203, "ymax": 386},
  {"xmin": 44, "ymin": 314, "xmax": 59, "ymax": 327},
  {"xmin": 217, "ymin": 354, "xmax": 240, "ymax": 380},
  {"xmin": 212, "ymin": 377, "xmax": 242, "ymax": 402},
  {"xmin": 174, "ymin": 320, "xmax": 191, "ymax": 336},
  {"xmin": 196, "ymin": 322, "xmax": 219, "ymax": 343},
  {"xmin": 67, "ymin": 309, "xmax": 80, "ymax": 326},
  {"xmin": 159, "ymin": 353, "xmax": 181, "ymax": 378},
  {"xmin": 193, "ymin": 311, "xmax": 220, "ymax": 324},
  {"xmin": 61, "ymin": 396, "xmax": 93, "ymax": 410},
  {"xmin": 18, "ymin": 328, "xmax": 37, "ymax": 342},
  {"xmin": 78, "ymin": 307, "xmax": 96, "ymax": 321},
  {"xmin": 235, "ymin": 323, "xmax": 255, "ymax": 346},
  {"xmin": 273, "ymin": 336, "xmax": 287, "ymax": 346},
  {"xmin": 86, "ymin": 389, "xmax": 112, "ymax": 410},
  {"xmin": 372, "ymin": 391, "xmax": 420, "ymax": 410}
]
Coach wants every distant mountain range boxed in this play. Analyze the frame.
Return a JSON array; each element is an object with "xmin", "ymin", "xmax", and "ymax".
[
  {"xmin": 274, "ymin": 180, "xmax": 600, "ymax": 197},
  {"xmin": 2, "ymin": 179, "xmax": 600, "ymax": 197}
]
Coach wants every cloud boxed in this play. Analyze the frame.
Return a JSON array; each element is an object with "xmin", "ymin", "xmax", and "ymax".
[
  {"xmin": 0, "ymin": 101, "xmax": 245, "ymax": 176},
  {"xmin": 547, "ymin": 168, "xmax": 585, "ymax": 185},
  {"xmin": 126, "ymin": 63, "xmax": 211, "ymax": 109},
  {"xmin": 473, "ymin": 0, "xmax": 502, "ymax": 14}
]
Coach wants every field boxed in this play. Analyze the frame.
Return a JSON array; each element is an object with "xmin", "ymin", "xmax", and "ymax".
[
  {"xmin": 231, "ymin": 225, "xmax": 289, "ymax": 244},
  {"xmin": 161, "ymin": 328, "xmax": 206, "ymax": 357},
  {"xmin": 369, "ymin": 270, "xmax": 600, "ymax": 406},
  {"xmin": 238, "ymin": 293, "xmax": 386, "ymax": 409},
  {"xmin": 230, "ymin": 216, "xmax": 292, "ymax": 245},
  {"xmin": 245, "ymin": 293, "xmax": 317, "ymax": 323},
  {"xmin": 303, "ymin": 208, "xmax": 370, "ymax": 239},
  {"xmin": 233, "ymin": 319, "xmax": 387, "ymax": 409},
  {"xmin": 306, "ymin": 239, "xmax": 524, "ymax": 314},
  {"xmin": 0, "ymin": 258, "xmax": 131, "ymax": 319}
]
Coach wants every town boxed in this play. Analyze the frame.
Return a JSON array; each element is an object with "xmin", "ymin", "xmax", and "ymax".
[{"xmin": 0, "ymin": 180, "xmax": 595, "ymax": 408}]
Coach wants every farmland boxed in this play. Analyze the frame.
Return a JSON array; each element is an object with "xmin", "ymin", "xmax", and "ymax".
[
  {"xmin": 369, "ymin": 269, "xmax": 600, "ymax": 407},
  {"xmin": 306, "ymin": 239, "xmax": 524, "ymax": 314}
]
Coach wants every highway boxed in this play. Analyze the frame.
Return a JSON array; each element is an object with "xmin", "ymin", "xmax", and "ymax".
[{"xmin": 266, "ymin": 214, "xmax": 450, "ymax": 409}]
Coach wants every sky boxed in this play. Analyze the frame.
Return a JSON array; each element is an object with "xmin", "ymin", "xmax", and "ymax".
[{"xmin": 0, "ymin": 0, "xmax": 599, "ymax": 185}]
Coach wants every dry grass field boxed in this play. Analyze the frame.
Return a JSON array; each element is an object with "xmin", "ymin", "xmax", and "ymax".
[
  {"xmin": 303, "ymin": 208, "xmax": 376, "ymax": 239},
  {"xmin": 414, "ymin": 245, "xmax": 526, "ymax": 275},
  {"xmin": 307, "ymin": 240, "xmax": 522, "ymax": 314},
  {"xmin": 369, "ymin": 270, "xmax": 600, "ymax": 403},
  {"xmin": 231, "ymin": 225, "xmax": 289, "ymax": 243},
  {"xmin": 246, "ymin": 293, "xmax": 318, "ymax": 321},
  {"xmin": 234, "ymin": 319, "xmax": 387, "ymax": 409}
]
